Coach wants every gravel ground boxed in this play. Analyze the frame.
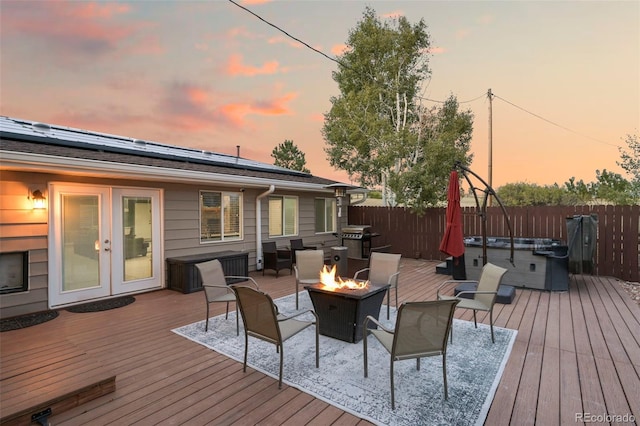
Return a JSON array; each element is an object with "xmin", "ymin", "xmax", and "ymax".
[{"xmin": 619, "ymin": 280, "xmax": 640, "ymax": 305}]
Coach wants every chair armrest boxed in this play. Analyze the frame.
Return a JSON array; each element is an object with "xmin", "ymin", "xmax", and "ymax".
[
  {"xmin": 436, "ymin": 279, "xmax": 479, "ymax": 298},
  {"xmin": 278, "ymin": 308, "xmax": 318, "ymax": 323},
  {"xmin": 353, "ymin": 267, "xmax": 370, "ymax": 280},
  {"xmin": 277, "ymin": 248, "xmax": 291, "ymax": 257},
  {"xmin": 203, "ymin": 284, "xmax": 235, "ymax": 294},
  {"xmin": 363, "ymin": 315, "xmax": 394, "ymax": 334},
  {"xmin": 227, "ymin": 276, "xmax": 259, "ymax": 289},
  {"xmin": 456, "ymin": 290, "xmax": 498, "ymax": 298},
  {"xmin": 388, "ymin": 271, "xmax": 400, "ymax": 285}
]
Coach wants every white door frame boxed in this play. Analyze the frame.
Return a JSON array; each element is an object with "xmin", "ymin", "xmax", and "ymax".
[
  {"xmin": 111, "ymin": 187, "xmax": 163, "ymax": 294},
  {"xmin": 49, "ymin": 183, "xmax": 163, "ymax": 308}
]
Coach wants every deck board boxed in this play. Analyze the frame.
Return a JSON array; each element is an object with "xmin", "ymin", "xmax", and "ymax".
[
  {"xmin": 0, "ymin": 339, "xmax": 115, "ymax": 426},
  {"xmin": 1, "ymin": 258, "xmax": 639, "ymax": 425}
]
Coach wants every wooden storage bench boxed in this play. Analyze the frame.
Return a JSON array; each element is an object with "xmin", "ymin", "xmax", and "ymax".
[{"xmin": 166, "ymin": 251, "xmax": 249, "ymax": 294}]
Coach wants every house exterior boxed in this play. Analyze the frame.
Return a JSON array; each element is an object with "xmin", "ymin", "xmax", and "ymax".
[{"xmin": 0, "ymin": 116, "xmax": 355, "ymax": 318}]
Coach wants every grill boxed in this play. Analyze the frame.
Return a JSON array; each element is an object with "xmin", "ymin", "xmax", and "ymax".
[{"xmin": 341, "ymin": 225, "xmax": 379, "ymax": 259}]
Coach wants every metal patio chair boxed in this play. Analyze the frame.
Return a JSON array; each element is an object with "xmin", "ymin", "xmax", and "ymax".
[
  {"xmin": 363, "ymin": 299, "xmax": 459, "ymax": 409},
  {"xmin": 195, "ymin": 259, "xmax": 259, "ymax": 335},
  {"xmin": 232, "ymin": 286, "xmax": 319, "ymax": 388},
  {"xmin": 437, "ymin": 262, "xmax": 507, "ymax": 343},
  {"xmin": 354, "ymin": 252, "xmax": 401, "ymax": 319},
  {"xmin": 293, "ymin": 249, "xmax": 325, "ymax": 309}
]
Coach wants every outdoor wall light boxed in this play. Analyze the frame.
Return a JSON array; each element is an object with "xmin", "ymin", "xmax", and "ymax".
[
  {"xmin": 29, "ymin": 189, "xmax": 47, "ymax": 209},
  {"xmin": 334, "ymin": 187, "xmax": 347, "ymax": 198},
  {"xmin": 326, "ymin": 183, "xmax": 349, "ymax": 198}
]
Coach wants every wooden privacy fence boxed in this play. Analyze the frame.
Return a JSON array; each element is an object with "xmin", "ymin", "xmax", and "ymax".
[{"xmin": 348, "ymin": 205, "xmax": 640, "ymax": 282}]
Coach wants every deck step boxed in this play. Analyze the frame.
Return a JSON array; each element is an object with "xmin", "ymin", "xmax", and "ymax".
[
  {"xmin": 0, "ymin": 339, "xmax": 115, "ymax": 426},
  {"xmin": 435, "ymin": 257, "xmax": 453, "ymax": 275}
]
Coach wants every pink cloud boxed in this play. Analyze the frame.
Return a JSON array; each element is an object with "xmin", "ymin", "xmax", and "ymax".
[
  {"xmin": 226, "ymin": 54, "xmax": 282, "ymax": 76},
  {"xmin": 382, "ymin": 10, "xmax": 404, "ymax": 19},
  {"xmin": 226, "ymin": 26, "xmax": 257, "ymax": 40},
  {"xmin": 155, "ymin": 82, "xmax": 222, "ymax": 131},
  {"xmin": 155, "ymin": 81, "xmax": 297, "ymax": 130},
  {"xmin": 427, "ymin": 46, "xmax": 446, "ymax": 55},
  {"xmin": 48, "ymin": 108, "xmax": 147, "ymax": 135},
  {"xmin": 331, "ymin": 44, "xmax": 349, "ymax": 56},
  {"xmin": 268, "ymin": 35, "xmax": 303, "ymax": 49},
  {"xmin": 309, "ymin": 113, "xmax": 325, "ymax": 123},
  {"xmin": 221, "ymin": 92, "xmax": 298, "ymax": 125},
  {"xmin": 1, "ymin": 1, "xmax": 160, "ymax": 59},
  {"xmin": 61, "ymin": 2, "xmax": 131, "ymax": 19}
]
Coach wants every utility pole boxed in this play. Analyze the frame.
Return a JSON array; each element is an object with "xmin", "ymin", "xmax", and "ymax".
[{"xmin": 487, "ymin": 88, "xmax": 493, "ymax": 207}]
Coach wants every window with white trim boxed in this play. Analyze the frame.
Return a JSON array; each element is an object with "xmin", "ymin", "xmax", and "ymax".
[
  {"xmin": 268, "ymin": 195, "xmax": 298, "ymax": 237},
  {"xmin": 200, "ymin": 191, "xmax": 242, "ymax": 242},
  {"xmin": 314, "ymin": 198, "xmax": 336, "ymax": 233}
]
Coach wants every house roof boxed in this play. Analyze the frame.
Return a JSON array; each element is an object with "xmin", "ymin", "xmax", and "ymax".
[{"xmin": 0, "ymin": 116, "xmax": 349, "ymax": 192}]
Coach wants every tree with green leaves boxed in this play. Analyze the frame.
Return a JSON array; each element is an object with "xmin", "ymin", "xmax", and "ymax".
[
  {"xmin": 497, "ymin": 182, "xmax": 580, "ymax": 206},
  {"xmin": 618, "ymin": 132, "xmax": 640, "ymax": 200},
  {"xmin": 592, "ymin": 169, "xmax": 637, "ymax": 205},
  {"xmin": 564, "ymin": 169, "xmax": 638, "ymax": 205},
  {"xmin": 271, "ymin": 139, "xmax": 310, "ymax": 173},
  {"xmin": 323, "ymin": 7, "xmax": 472, "ymax": 212},
  {"xmin": 389, "ymin": 96, "xmax": 473, "ymax": 211}
]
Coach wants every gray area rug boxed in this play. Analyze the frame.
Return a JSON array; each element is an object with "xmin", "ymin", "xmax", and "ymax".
[{"xmin": 173, "ymin": 292, "xmax": 516, "ymax": 426}]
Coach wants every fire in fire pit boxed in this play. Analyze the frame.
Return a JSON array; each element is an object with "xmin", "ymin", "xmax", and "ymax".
[{"xmin": 319, "ymin": 265, "xmax": 368, "ymax": 290}]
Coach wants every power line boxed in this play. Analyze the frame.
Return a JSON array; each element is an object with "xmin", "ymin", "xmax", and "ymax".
[
  {"xmin": 226, "ymin": 0, "xmax": 344, "ymax": 67},
  {"xmin": 493, "ymin": 94, "xmax": 620, "ymax": 148}
]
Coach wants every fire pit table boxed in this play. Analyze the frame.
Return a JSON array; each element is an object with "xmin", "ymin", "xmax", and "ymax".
[{"xmin": 305, "ymin": 283, "xmax": 389, "ymax": 343}]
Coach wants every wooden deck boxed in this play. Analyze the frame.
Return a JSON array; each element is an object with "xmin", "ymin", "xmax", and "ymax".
[{"xmin": 1, "ymin": 259, "xmax": 638, "ymax": 425}]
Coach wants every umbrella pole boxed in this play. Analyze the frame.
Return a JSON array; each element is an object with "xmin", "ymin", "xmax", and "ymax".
[{"xmin": 454, "ymin": 162, "xmax": 515, "ymax": 266}]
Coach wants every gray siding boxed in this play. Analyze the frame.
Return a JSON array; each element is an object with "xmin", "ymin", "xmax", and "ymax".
[
  {"xmin": 0, "ymin": 172, "xmax": 344, "ymax": 318},
  {"xmin": 0, "ymin": 172, "xmax": 49, "ymax": 318}
]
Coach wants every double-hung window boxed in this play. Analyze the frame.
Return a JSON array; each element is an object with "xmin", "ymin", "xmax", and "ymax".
[
  {"xmin": 314, "ymin": 198, "xmax": 336, "ymax": 233},
  {"xmin": 268, "ymin": 195, "xmax": 298, "ymax": 237},
  {"xmin": 200, "ymin": 191, "xmax": 242, "ymax": 242}
]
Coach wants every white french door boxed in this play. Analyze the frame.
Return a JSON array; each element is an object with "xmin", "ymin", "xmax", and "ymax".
[{"xmin": 49, "ymin": 184, "xmax": 162, "ymax": 308}]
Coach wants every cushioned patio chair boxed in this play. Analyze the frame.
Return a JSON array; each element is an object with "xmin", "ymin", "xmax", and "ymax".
[
  {"xmin": 262, "ymin": 241, "xmax": 293, "ymax": 277},
  {"xmin": 354, "ymin": 252, "xmax": 401, "ymax": 320},
  {"xmin": 363, "ymin": 299, "xmax": 459, "ymax": 409},
  {"xmin": 195, "ymin": 259, "xmax": 259, "ymax": 335},
  {"xmin": 232, "ymin": 286, "xmax": 320, "ymax": 388},
  {"xmin": 294, "ymin": 249, "xmax": 325, "ymax": 309},
  {"xmin": 437, "ymin": 262, "xmax": 507, "ymax": 343},
  {"xmin": 290, "ymin": 238, "xmax": 316, "ymax": 264}
]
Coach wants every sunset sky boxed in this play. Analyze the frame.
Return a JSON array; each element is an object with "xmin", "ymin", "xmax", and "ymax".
[{"xmin": 1, "ymin": 0, "xmax": 638, "ymax": 189}]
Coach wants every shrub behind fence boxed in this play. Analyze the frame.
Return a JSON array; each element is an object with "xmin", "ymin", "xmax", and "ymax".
[{"xmin": 348, "ymin": 205, "xmax": 640, "ymax": 282}]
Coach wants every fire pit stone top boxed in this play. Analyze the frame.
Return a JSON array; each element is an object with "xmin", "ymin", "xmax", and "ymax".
[{"xmin": 304, "ymin": 282, "xmax": 389, "ymax": 299}]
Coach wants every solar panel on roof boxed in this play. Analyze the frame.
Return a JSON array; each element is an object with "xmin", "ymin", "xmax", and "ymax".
[{"xmin": 0, "ymin": 116, "xmax": 308, "ymax": 177}]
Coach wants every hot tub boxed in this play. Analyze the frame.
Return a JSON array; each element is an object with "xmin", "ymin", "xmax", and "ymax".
[{"xmin": 464, "ymin": 237, "xmax": 568, "ymax": 291}]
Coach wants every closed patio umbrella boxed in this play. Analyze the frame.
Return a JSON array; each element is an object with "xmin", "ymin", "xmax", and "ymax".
[{"xmin": 439, "ymin": 170, "xmax": 466, "ymax": 278}]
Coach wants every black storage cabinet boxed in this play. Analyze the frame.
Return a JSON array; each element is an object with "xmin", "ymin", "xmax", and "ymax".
[{"xmin": 166, "ymin": 251, "xmax": 249, "ymax": 294}]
